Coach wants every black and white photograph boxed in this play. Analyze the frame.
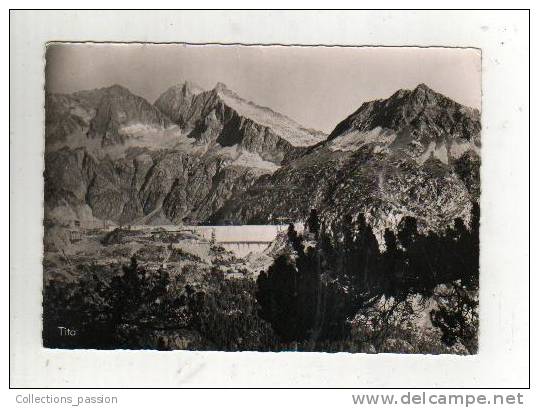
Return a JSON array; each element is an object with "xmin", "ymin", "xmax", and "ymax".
[{"xmin": 41, "ymin": 43, "xmax": 482, "ymax": 354}]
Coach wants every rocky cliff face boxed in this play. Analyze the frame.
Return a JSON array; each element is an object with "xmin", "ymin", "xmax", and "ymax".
[
  {"xmin": 44, "ymin": 147, "xmax": 260, "ymax": 227},
  {"xmin": 154, "ymin": 82, "xmax": 326, "ymax": 164},
  {"xmin": 153, "ymin": 81, "xmax": 205, "ymax": 128},
  {"xmin": 326, "ymin": 83, "xmax": 481, "ymax": 163},
  {"xmin": 44, "ymin": 82, "xmax": 325, "ymax": 227},
  {"xmin": 45, "ymin": 93, "xmax": 96, "ymax": 147},
  {"xmin": 213, "ymin": 84, "xmax": 481, "ymax": 239},
  {"xmin": 46, "ymin": 85, "xmax": 174, "ymax": 150},
  {"xmin": 85, "ymin": 85, "xmax": 173, "ymax": 147}
]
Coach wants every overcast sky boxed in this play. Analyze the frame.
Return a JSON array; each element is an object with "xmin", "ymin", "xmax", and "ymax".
[{"xmin": 46, "ymin": 44, "xmax": 481, "ymax": 133}]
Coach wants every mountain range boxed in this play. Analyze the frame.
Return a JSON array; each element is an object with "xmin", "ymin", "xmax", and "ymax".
[{"xmin": 44, "ymin": 81, "xmax": 480, "ymax": 240}]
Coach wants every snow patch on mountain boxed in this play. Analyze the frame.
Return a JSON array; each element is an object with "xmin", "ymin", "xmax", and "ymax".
[
  {"xmin": 215, "ymin": 85, "xmax": 326, "ymax": 147},
  {"xmin": 213, "ymin": 145, "xmax": 280, "ymax": 173},
  {"xmin": 449, "ymin": 140, "xmax": 480, "ymax": 159},
  {"xmin": 416, "ymin": 141, "xmax": 436, "ymax": 164},
  {"xmin": 415, "ymin": 140, "xmax": 479, "ymax": 165},
  {"xmin": 329, "ymin": 127, "xmax": 397, "ymax": 152},
  {"xmin": 230, "ymin": 150, "xmax": 280, "ymax": 173},
  {"xmin": 100, "ymin": 125, "xmax": 189, "ymax": 158},
  {"xmin": 433, "ymin": 142, "xmax": 449, "ymax": 164},
  {"xmin": 49, "ymin": 123, "xmax": 192, "ymax": 160},
  {"xmin": 415, "ymin": 141, "xmax": 449, "ymax": 165}
]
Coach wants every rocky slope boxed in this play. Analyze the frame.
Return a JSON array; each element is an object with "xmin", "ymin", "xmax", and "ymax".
[
  {"xmin": 44, "ymin": 82, "xmax": 326, "ymax": 227},
  {"xmin": 153, "ymin": 81, "xmax": 205, "ymax": 128},
  {"xmin": 155, "ymin": 81, "xmax": 326, "ymax": 164},
  {"xmin": 45, "ymin": 93, "xmax": 96, "ymax": 147},
  {"xmin": 326, "ymin": 83, "xmax": 480, "ymax": 162},
  {"xmin": 213, "ymin": 84, "xmax": 481, "ymax": 240},
  {"xmin": 44, "ymin": 82, "xmax": 480, "ymax": 236},
  {"xmin": 86, "ymin": 85, "xmax": 173, "ymax": 147},
  {"xmin": 44, "ymin": 147, "xmax": 262, "ymax": 227},
  {"xmin": 46, "ymin": 85, "xmax": 174, "ymax": 150}
]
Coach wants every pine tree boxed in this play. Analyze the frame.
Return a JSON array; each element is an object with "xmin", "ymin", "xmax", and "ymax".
[
  {"xmin": 306, "ymin": 208, "xmax": 320, "ymax": 238},
  {"xmin": 256, "ymin": 255, "xmax": 300, "ymax": 342}
]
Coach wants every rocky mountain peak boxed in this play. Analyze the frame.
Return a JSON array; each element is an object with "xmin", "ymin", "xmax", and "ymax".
[
  {"xmin": 214, "ymin": 82, "xmax": 230, "ymax": 93},
  {"xmin": 414, "ymin": 82, "xmax": 434, "ymax": 93},
  {"xmin": 408, "ymin": 83, "xmax": 450, "ymax": 107},
  {"xmin": 155, "ymin": 80, "xmax": 326, "ymax": 158},
  {"xmin": 380, "ymin": 83, "xmax": 455, "ymax": 114},
  {"xmin": 104, "ymin": 83, "xmax": 131, "ymax": 95},
  {"xmin": 212, "ymin": 82, "xmax": 241, "ymax": 100},
  {"xmin": 387, "ymin": 83, "xmax": 434, "ymax": 100},
  {"xmin": 86, "ymin": 85, "xmax": 172, "ymax": 146},
  {"xmin": 175, "ymin": 81, "xmax": 205, "ymax": 96},
  {"xmin": 72, "ymin": 84, "xmax": 132, "ymax": 101},
  {"xmin": 156, "ymin": 81, "xmax": 204, "ymax": 101},
  {"xmin": 153, "ymin": 81, "xmax": 207, "ymax": 127},
  {"xmin": 327, "ymin": 84, "xmax": 481, "ymax": 157}
]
